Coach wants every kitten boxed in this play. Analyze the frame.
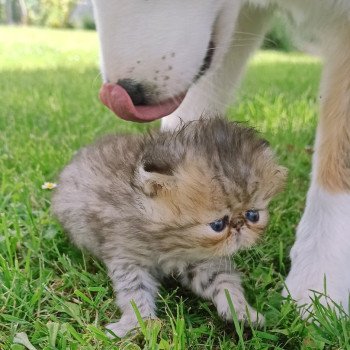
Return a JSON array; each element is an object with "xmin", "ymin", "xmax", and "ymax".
[{"xmin": 52, "ymin": 117, "xmax": 286, "ymax": 337}]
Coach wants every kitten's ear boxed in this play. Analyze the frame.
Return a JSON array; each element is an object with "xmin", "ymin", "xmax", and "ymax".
[
  {"xmin": 269, "ymin": 165, "xmax": 288, "ymax": 197},
  {"xmin": 137, "ymin": 160, "xmax": 176, "ymax": 197}
]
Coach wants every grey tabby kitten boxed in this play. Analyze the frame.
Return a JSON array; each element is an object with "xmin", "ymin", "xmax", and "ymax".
[{"xmin": 52, "ymin": 117, "xmax": 286, "ymax": 337}]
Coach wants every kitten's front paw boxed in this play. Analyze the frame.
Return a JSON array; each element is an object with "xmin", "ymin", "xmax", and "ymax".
[
  {"xmin": 105, "ymin": 316, "xmax": 160, "ymax": 338},
  {"xmin": 216, "ymin": 292, "xmax": 265, "ymax": 326},
  {"xmin": 105, "ymin": 317, "xmax": 139, "ymax": 338}
]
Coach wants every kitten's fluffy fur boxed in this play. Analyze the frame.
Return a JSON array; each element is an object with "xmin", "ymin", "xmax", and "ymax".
[{"xmin": 52, "ymin": 117, "xmax": 286, "ymax": 337}]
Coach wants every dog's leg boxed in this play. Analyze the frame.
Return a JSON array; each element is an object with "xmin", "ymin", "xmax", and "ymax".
[
  {"xmin": 283, "ymin": 26, "xmax": 350, "ymax": 314},
  {"xmin": 161, "ymin": 3, "xmax": 274, "ymax": 130}
]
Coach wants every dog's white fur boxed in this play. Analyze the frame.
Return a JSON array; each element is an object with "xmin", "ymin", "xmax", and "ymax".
[{"xmin": 92, "ymin": 0, "xmax": 350, "ymax": 316}]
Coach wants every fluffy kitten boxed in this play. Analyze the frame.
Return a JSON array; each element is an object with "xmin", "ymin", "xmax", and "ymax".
[{"xmin": 52, "ymin": 117, "xmax": 286, "ymax": 337}]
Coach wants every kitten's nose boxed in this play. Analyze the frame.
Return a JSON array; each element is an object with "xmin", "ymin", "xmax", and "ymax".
[
  {"xmin": 231, "ymin": 217, "xmax": 245, "ymax": 231},
  {"xmin": 117, "ymin": 79, "xmax": 148, "ymax": 105}
]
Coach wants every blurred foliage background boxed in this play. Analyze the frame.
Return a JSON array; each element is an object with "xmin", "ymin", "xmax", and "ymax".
[
  {"xmin": 0, "ymin": 0, "xmax": 294, "ymax": 51},
  {"xmin": 0, "ymin": 0, "xmax": 94, "ymax": 29}
]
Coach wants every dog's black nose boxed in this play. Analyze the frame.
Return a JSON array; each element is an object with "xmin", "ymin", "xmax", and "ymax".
[{"xmin": 117, "ymin": 79, "xmax": 147, "ymax": 105}]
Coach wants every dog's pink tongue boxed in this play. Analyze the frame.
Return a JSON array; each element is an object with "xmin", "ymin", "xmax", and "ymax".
[{"xmin": 99, "ymin": 83, "xmax": 182, "ymax": 122}]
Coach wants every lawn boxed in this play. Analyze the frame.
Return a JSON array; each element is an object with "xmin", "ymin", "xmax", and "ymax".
[{"xmin": 1, "ymin": 26, "xmax": 349, "ymax": 350}]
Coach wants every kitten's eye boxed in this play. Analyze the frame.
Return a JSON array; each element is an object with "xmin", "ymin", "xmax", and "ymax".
[
  {"xmin": 245, "ymin": 210, "xmax": 259, "ymax": 223},
  {"xmin": 209, "ymin": 216, "xmax": 229, "ymax": 232}
]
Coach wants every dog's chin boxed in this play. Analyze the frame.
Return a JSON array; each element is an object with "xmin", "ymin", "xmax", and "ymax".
[{"xmin": 99, "ymin": 83, "xmax": 185, "ymax": 122}]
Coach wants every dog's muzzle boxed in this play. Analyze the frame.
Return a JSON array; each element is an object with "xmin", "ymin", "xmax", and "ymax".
[{"xmin": 99, "ymin": 83, "xmax": 185, "ymax": 122}]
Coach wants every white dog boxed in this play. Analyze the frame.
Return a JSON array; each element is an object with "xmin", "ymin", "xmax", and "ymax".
[{"xmin": 91, "ymin": 0, "xmax": 350, "ymax": 315}]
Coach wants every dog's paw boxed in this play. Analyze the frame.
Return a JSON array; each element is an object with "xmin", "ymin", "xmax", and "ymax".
[{"xmin": 283, "ymin": 185, "xmax": 350, "ymax": 315}]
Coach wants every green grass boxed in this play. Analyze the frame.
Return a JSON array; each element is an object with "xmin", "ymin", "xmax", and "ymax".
[{"xmin": 0, "ymin": 26, "xmax": 349, "ymax": 349}]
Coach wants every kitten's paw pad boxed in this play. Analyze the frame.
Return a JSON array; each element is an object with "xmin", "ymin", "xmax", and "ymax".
[
  {"xmin": 216, "ymin": 295, "xmax": 264, "ymax": 325},
  {"xmin": 226, "ymin": 306, "xmax": 265, "ymax": 326},
  {"xmin": 105, "ymin": 319, "xmax": 139, "ymax": 338},
  {"xmin": 220, "ymin": 307, "xmax": 265, "ymax": 326},
  {"xmin": 240, "ymin": 307, "xmax": 265, "ymax": 326}
]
